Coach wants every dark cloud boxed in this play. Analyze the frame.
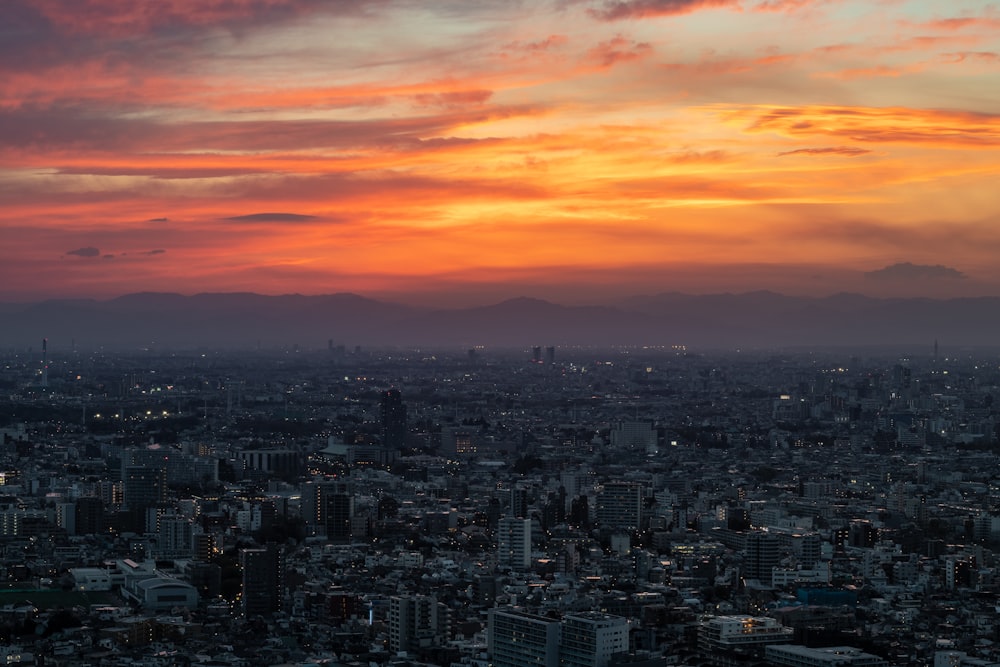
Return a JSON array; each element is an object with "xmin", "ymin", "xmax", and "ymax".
[
  {"xmin": 66, "ymin": 246, "xmax": 100, "ymax": 257},
  {"xmin": 147, "ymin": 218, "xmax": 169, "ymax": 222},
  {"xmin": 865, "ymin": 262, "xmax": 967, "ymax": 281},
  {"xmin": 224, "ymin": 213, "xmax": 318, "ymax": 223},
  {"xmin": 589, "ymin": 0, "xmax": 737, "ymax": 21},
  {"xmin": 143, "ymin": 249, "xmax": 166, "ymax": 255},
  {"xmin": 778, "ymin": 146, "xmax": 871, "ymax": 157},
  {"xmin": 0, "ymin": 104, "xmax": 530, "ymax": 153},
  {"xmin": 103, "ymin": 254, "xmax": 116, "ymax": 259}
]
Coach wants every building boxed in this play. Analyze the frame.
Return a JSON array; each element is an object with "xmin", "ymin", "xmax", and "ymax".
[
  {"xmin": 743, "ymin": 531, "xmax": 780, "ymax": 582},
  {"xmin": 698, "ymin": 616, "xmax": 793, "ymax": 660},
  {"xmin": 497, "ymin": 516, "xmax": 532, "ymax": 571},
  {"xmin": 596, "ymin": 482, "xmax": 643, "ymax": 531},
  {"xmin": 302, "ymin": 480, "xmax": 354, "ymax": 540},
  {"xmin": 765, "ymin": 645, "xmax": 887, "ymax": 667},
  {"xmin": 123, "ymin": 466, "xmax": 167, "ymax": 511},
  {"xmin": 559, "ymin": 612, "xmax": 629, "ymax": 667},
  {"xmin": 388, "ymin": 594, "xmax": 450, "ymax": 655},
  {"xmin": 934, "ymin": 652, "xmax": 1000, "ymax": 667},
  {"xmin": 157, "ymin": 514, "xmax": 194, "ymax": 558},
  {"xmin": 488, "ymin": 607, "xmax": 560, "ymax": 667},
  {"xmin": 240, "ymin": 544, "xmax": 284, "ymax": 616},
  {"xmin": 380, "ymin": 389, "xmax": 408, "ymax": 449}
]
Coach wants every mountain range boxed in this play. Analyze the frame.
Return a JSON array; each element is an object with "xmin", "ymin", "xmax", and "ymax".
[{"xmin": 2, "ymin": 291, "xmax": 999, "ymax": 351}]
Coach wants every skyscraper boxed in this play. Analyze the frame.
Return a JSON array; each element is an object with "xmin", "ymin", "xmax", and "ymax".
[
  {"xmin": 380, "ymin": 389, "xmax": 408, "ymax": 449},
  {"xmin": 388, "ymin": 594, "xmax": 450, "ymax": 654},
  {"xmin": 596, "ymin": 482, "xmax": 643, "ymax": 531},
  {"xmin": 497, "ymin": 516, "xmax": 532, "ymax": 570},
  {"xmin": 240, "ymin": 543, "xmax": 284, "ymax": 616},
  {"xmin": 743, "ymin": 531, "xmax": 780, "ymax": 583}
]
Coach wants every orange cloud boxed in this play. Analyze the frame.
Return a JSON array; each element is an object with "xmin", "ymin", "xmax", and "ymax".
[
  {"xmin": 722, "ymin": 105, "xmax": 1000, "ymax": 148},
  {"xmin": 585, "ymin": 35, "xmax": 654, "ymax": 69}
]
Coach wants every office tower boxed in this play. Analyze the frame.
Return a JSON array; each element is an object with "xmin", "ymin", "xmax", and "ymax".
[
  {"xmin": 559, "ymin": 612, "xmax": 629, "ymax": 667},
  {"xmin": 240, "ymin": 543, "xmax": 284, "ymax": 616},
  {"xmin": 158, "ymin": 514, "xmax": 194, "ymax": 557},
  {"xmin": 743, "ymin": 531, "xmax": 780, "ymax": 582},
  {"xmin": 596, "ymin": 482, "xmax": 643, "ymax": 531},
  {"xmin": 74, "ymin": 496, "xmax": 104, "ymax": 535},
  {"xmin": 544, "ymin": 346, "xmax": 555, "ymax": 365},
  {"xmin": 302, "ymin": 481, "xmax": 354, "ymax": 540},
  {"xmin": 388, "ymin": 595, "xmax": 449, "ymax": 654},
  {"xmin": 497, "ymin": 516, "xmax": 532, "ymax": 571},
  {"xmin": 510, "ymin": 486, "xmax": 529, "ymax": 518},
  {"xmin": 123, "ymin": 466, "xmax": 167, "ymax": 511},
  {"xmin": 380, "ymin": 389, "xmax": 408, "ymax": 449},
  {"xmin": 489, "ymin": 607, "xmax": 561, "ymax": 667},
  {"xmin": 532, "ymin": 346, "xmax": 543, "ymax": 363}
]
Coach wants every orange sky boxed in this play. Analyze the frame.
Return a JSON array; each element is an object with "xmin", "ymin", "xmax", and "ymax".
[{"xmin": 2, "ymin": 0, "xmax": 999, "ymax": 304}]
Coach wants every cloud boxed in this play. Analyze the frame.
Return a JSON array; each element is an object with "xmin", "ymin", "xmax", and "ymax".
[
  {"xmin": 865, "ymin": 262, "xmax": 967, "ymax": 281},
  {"xmin": 721, "ymin": 105, "xmax": 1000, "ymax": 148},
  {"xmin": 143, "ymin": 249, "xmax": 166, "ymax": 255},
  {"xmin": 585, "ymin": 35, "xmax": 654, "ymax": 69},
  {"xmin": 147, "ymin": 217, "xmax": 169, "ymax": 222},
  {"xmin": 66, "ymin": 246, "xmax": 100, "ymax": 257},
  {"xmin": 224, "ymin": 212, "xmax": 318, "ymax": 223},
  {"xmin": 941, "ymin": 51, "xmax": 1000, "ymax": 64},
  {"xmin": 589, "ymin": 0, "xmax": 737, "ymax": 21},
  {"xmin": 778, "ymin": 146, "xmax": 871, "ymax": 157}
]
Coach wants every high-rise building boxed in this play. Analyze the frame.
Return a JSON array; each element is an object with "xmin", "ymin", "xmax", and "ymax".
[
  {"xmin": 240, "ymin": 544, "xmax": 284, "ymax": 616},
  {"xmin": 380, "ymin": 389, "xmax": 408, "ymax": 449},
  {"xmin": 489, "ymin": 607, "xmax": 561, "ymax": 667},
  {"xmin": 497, "ymin": 516, "xmax": 532, "ymax": 570},
  {"xmin": 388, "ymin": 595, "xmax": 450, "ymax": 655},
  {"xmin": 157, "ymin": 514, "xmax": 194, "ymax": 558},
  {"xmin": 74, "ymin": 496, "xmax": 104, "ymax": 535},
  {"xmin": 559, "ymin": 612, "xmax": 629, "ymax": 667},
  {"xmin": 743, "ymin": 531, "xmax": 781, "ymax": 583},
  {"xmin": 510, "ymin": 487, "xmax": 529, "ymax": 518},
  {"xmin": 596, "ymin": 482, "xmax": 643, "ymax": 531},
  {"xmin": 302, "ymin": 481, "xmax": 354, "ymax": 540},
  {"xmin": 123, "ymin": 466, "xmax": 167, "ymax": 511}
]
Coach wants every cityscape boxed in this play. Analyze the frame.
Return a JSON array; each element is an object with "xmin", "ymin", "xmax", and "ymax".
[
  {"xmin": 1, "ymin": 336, "xmax": 999, "ymax": 666},
  {"xmin": 3, "ymin": 0, "xmax": 1000, "ymax": 665}
]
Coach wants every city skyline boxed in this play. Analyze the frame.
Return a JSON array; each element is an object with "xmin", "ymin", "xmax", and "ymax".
[{"xmin": 2, "ymin": 1, "xmax": 999, "ymax": 305}]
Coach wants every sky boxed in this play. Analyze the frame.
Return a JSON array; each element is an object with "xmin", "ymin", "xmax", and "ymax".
[{"xmin": 2, "ymin": 0, "xmax": 999, "ymax": 305}]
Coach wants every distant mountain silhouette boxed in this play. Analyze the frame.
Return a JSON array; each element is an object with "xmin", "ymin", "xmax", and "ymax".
[{"xmin": 2, "ymin": 291, "xmax": 999, "ymax": 350}]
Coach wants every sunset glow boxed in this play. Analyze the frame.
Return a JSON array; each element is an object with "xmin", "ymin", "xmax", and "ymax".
[{"xmin": 3, "ymin": 0, "xmax": 999, "ymax": 303}]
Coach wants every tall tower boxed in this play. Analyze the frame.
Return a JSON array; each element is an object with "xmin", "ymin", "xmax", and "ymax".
[
  {"xmin": 240, "ymin": 543, "xmax": 284, "ymax": 616},
  {"xmin": 41, "ymin": 338, "xmax": 48, "ymax": 388},
  {"xmin": 389, "ymin": 595, "xmax": 450, "ymax": 655},
  {"xmin": 380, "ymin": 389, "xmax": 408, "ymax": 449},
  {"xmin": 743, "ymin": 531, "xmax": 780, "ymax": 583},
  {"xmin": 497, "ymin": 516, "xmax": 532, "ymax": 570}
]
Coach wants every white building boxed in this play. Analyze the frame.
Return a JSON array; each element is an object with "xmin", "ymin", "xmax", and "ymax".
[
  {"xmin": 497, "ymin": 516, "xmax": 532, "ymax": 570},
  {"xmin": 559, "ymin": 612, "xmax": 629, "ymax": 667}
]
